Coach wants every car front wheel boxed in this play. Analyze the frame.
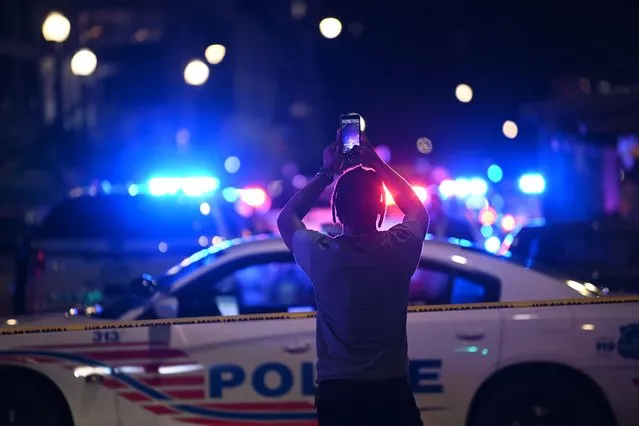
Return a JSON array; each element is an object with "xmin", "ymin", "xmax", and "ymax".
[
  {"xmin": 470, "ymin": 376, "xmax": 610, "ymax": 426},
  {"xmin": 0, "ymin": 375, "xmax": 70, "ymax": 426}
]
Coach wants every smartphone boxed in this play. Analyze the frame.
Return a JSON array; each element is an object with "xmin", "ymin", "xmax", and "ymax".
[{"xmin": 340, "ymin": 113, "xmax": 361, "ymax": 153}]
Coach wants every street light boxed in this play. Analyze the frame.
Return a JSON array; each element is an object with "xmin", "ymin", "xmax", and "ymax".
[
  {"xmin": 42, "ymin": 11, "xmax": 71, "ymax": 43},
  {"xmin": 184, "ymin": 59, "xmax": 210, "ymax": 86},
  {"xmin": 319, "ymin": 17, "xmax": 342, "ymax": 39},
  {"xmin": 205, "ymin": 44, "xmax": 226, "ymax": 65},
  {"xmin": 70, "ymin": 49, "xmax": 98, "ymax": 76}
]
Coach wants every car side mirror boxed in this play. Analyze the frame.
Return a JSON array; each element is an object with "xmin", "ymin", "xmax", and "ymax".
[
  {"xmin": 130, "ymin": 274, "xmax": 159, "ymax": 297},
  {"xmin": 152, "ymin": 296, "xmax": 178, "ymax": 319}
]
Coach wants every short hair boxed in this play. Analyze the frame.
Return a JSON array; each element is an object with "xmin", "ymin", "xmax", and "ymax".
[{"xmin": 331, "ymin": 165, "xmax": 386, "ymax": 229}]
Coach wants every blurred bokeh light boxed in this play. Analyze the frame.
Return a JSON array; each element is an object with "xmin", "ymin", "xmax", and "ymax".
[
  {"xmin": 501, "ymin": 214, "xmax": 516, "ymax": 232},
  {"xmin": 267, "ymin": 180, "xmax": 284, "ymax": 197},
  {"xmin": 484, "ymin": 236, "xmax": 501, "ymax": 253},
  {"xmin": 319, "ymin": 18, "xmax": 342, "ymax": 39},
  {"xmin": 455, "ymin": 84, "xmax": 473, "ymax": 103},
  {"xmin": 375, "ymin": 145, "xmax": 391, "ymax": 163},
  {"xmin": 518, "ymin": 173, "xmax": 546, "ymax": 194},
  {"xmin": 224, "ymin": 156, "xmax": 241, "ymax": 174},
  {"xmin": 479, "ymin": 206, "xmax": 498, "ymax": 226},
  {"xmin": 199, "ymin": 202, "xmax": 211, "ymax": 215},
  {"xmin": 412, "ymin": 185, "xmax": 429, "ymax": 203},
  {"xmin": 175, "ymin": 129, "xmax": 190, "ymax": 147},
  {"xmin": 205, "ymin": 44, "xmax": 226, "ymax": 65},
  {"xmin": 292, "ymin": 175, "xmax": 308, "ymax": 189},
  {"xmin": 384, "ymin": 185, "xmax": 395, "ymax": 205},
  {"xmin": 70, "ymin": 49, "xmax": 98, "ymax": 76},
  {"xmin": 42, "ymin": 11, "xmax": 70, "ymax": 43},
  {"xmin": 502, "ymin": 120, "xmax": 518, "ymax": 139},
  {"xmin": 239, "ymin": 187, "xmax": 268, "ymax": 208},
  {"xmin": 416, "ymin": 137, "xmax": 433, "ymax": 154},
  {"xmin": 487, "ymin": 164, "xmax": 503, "ymax": 183},
  {"xmin": 291, "ymin": 0, "xmax": 307, "ymax": 19},
  {"xmin": 184, "ymin": 59, "xmax": 210, "ymax": 86}
]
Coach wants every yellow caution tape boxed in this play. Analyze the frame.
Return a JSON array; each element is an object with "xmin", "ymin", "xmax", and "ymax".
[{"xmin": 1, "ymin": 295, "xmax": 639, "ymax": 336}]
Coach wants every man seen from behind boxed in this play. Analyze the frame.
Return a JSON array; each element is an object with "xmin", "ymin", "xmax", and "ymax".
[{"xmin": 277, "ymin": 131, "xmax": 428, "ymax": 426}]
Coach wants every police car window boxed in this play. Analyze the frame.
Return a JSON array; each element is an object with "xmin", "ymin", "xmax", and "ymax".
[
  {"xmin": 451, "ymin": 276, "xmax": 487, "ymax": 304},
  {"xmin": 38, "ymin": 195, "xmax": 219, "ymax": 239},
  {"xmin": 231, "ymin": 262, "xmax": 314, "ymax": 312},
  {"xmin": 176, "ymin": 258, "xmax": 315, "ymax": 318},
  {"xmin": 409, "ymin": 266, "xmax": 452, "ymax": 305},
  {"xmin": 452, "ymin": 268, "xmax": 500, "ymax": 303},
  {"xmin": 410, "ymin": 263, "xmax": 498, "ymax": 305}
]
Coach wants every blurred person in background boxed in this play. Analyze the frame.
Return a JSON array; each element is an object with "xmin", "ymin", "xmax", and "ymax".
[
  {"xmin": 603, "ymin": 180, "xmax": 639, "ymax": 222},
  {"xmin": 252, "ymin": 210, "xmax": 275, "ymax": 234},
  {"xmin": 428, "ymin": 192, "xmax": 479, "ymax": 243},
  {"xmin": 614, "ymin": 137, "xmax": 639, "ymax": 221},
  {"xmin": 277, "ymin": 131, "xmax": 426, "ymax": 426},
  {"xmin": 617, "ymin": 181, "xmax": 639, "ymax": 221}
]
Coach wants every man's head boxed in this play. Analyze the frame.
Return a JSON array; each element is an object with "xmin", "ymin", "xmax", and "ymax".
[{"xmin": 331, "ymin": 165, "xmax": 386, "ymax": 232}]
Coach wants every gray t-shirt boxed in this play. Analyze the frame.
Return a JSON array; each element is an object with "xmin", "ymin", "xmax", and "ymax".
[{"xmin": 292, "ymin": 220, "xmax": 425, "ymax": 382}]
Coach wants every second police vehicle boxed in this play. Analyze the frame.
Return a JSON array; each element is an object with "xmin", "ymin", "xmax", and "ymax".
[{"xmin": 24, "ymin": 177, "xmax": 271, "ymax": 315}]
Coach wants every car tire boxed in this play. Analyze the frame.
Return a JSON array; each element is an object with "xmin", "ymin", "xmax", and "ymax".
[
  {"xmin": 0, "ymin": 374, "xmax": 70, "ymax": 426},
  {"xmin": 470, "ymin": 376, "xmax": 609, "ymax": 426}
]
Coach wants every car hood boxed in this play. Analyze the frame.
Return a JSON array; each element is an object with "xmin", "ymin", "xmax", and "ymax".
[{"xmin": 0, "ymin": 311, "xmax": 105, "ymax": 328}]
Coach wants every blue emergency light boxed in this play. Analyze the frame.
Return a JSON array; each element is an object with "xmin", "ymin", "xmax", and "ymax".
[
  {"xmin": 518, "ymin": 173, "xmax": 545, "ymax": 195},
  {"xmin": 146, "ymin": 176, "xmax": 220, "ymax": 197}
]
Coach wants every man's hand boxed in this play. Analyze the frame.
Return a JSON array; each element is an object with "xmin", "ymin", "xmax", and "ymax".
[
  {"xmin": 323, "ymin": 130, "xmax": 344, "ymax": 174},
  {"xmin": 357, "ymin": 132, "xmax": 383, "ymax": 169}
]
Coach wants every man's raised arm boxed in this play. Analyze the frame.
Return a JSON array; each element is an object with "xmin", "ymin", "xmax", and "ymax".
[
  {"xmin": 277, "ymin": 136, "xmax": 343, "ymax": 251},
  {"xmin": 359, "ymin": 136, "xmax": 429, "ymax": 234},
  {"xmin": 277, "ymin": 172, "xmax": 333, "ymax": 251}
]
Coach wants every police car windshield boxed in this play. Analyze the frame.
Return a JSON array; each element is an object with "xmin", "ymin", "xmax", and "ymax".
[
  {"xmin": 95, "ymin": 243, "xmax": 231, "ymax": 319},
  {"xmin": 38, "ymin": 194, "xmax": 252, "ymax": 240},
  {"xmin": 160, "ymin": 241, "xmax": 234, "ymax": 290}
]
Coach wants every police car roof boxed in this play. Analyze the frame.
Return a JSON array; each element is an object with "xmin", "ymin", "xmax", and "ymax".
[
  {"xmin": 38, "ymin": 193, "xmax": 249, "ymax": 240},
  {"xmin": 215, "ymin": 232, "xmax": 499, "ymax": 264},
  {"xmin": 169, "ymin": 232, "xmax": 495, "ymax": 290},
  {"xmin": 164, "ymin": 232, "xmax": 593, "ymax": 303}
]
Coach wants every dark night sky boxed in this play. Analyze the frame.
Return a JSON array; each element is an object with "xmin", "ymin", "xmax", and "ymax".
[{"xmin": 308, "ymin": 0, "xmax": 639, "ymax": 171}]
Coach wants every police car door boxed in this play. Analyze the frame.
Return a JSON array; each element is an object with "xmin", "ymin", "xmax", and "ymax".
[
  {"xmin": 406, "ymin": 260, "xmax": 502, "ymax": 426},
  {"xmin": 122, "ymin": 251, "xmax": 317, "ymax": 425}
]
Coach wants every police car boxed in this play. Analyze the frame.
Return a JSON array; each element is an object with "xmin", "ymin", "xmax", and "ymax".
[
  {"xmin": 24, "ymin": 178, "xmax": 270, "ymax": 316},
  {"xmin": 508, "ymin": 220, "xmax": 639, "ymax": 294},
  {"xmin": 1, "ymin": 235, "xmax": 638, "ymax": 426}
]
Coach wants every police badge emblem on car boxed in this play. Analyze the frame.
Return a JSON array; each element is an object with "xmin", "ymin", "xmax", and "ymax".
[{"xmin": 617, "ymin": 323, "xmax": 639, "ymax": 360}]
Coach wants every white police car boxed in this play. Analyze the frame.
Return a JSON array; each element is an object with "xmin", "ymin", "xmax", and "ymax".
[{"xmin": 1, "ymin": 235, "xmax": 637, "ymax": 426}]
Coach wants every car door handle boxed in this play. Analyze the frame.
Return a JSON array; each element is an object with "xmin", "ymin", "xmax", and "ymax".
[
  {"xmin": 85, "ymin": 374, "xmax": 105, "ymax": 384},
  {"xmin": 282, "ymin": 341, "xmax": 311, "ymax": 354},
  {"xmin": 455, "ymin": 330, "xmax": 485, "ymax": 341}
]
